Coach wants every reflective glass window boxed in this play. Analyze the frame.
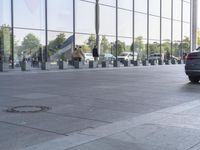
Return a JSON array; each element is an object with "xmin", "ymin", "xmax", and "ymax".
[
  {"xmin": 149, "ymin": 16, "xmax": 160, "ymax": 40},
  {"xmin": 135, "ymin": 0, "xmax": 147, "ymax": 13},
  {"xmin": 149, "ymin": 0, "xmax": 160, "ymax": 16},
  {"xmin": 149, "ymin": 40, "xmax": 160, "ymax": 54},
  {"xmin": 118, "ymin": 9, "xmax": 132, "ymax": 37},
  {"xmin": 135, "ymin": 13, "xmax": 147, "ymax": 39},
  {"xmin": 99, "ymin": 35, "xmax": 115, "ymax": 55},
  {"xmin": 183, "ymin": 2, "xmax": 190, "ymax": 22},
  {"xmin": 0, "ymin": 0, "xmax": 11, "ymax": 26},
  {"xmin": 100, "ymin": 5, "xmax": 116, "ymax": 36},
  {"xmin": 162, "ymin": 0, "xmax": 171, "ymax": 19},
  {"xmin": 99, "ymin": 0, "xmax": 116, "ymax": 7},
  {"xmin": 173, "ymin": 0, "xmax": 181, "ymax": 21},
  {"xmin": 118, "ymin": 0, "xmax": 132, "ymax": 10},
  {"xmin": 76, "ymin": 0, "xmax": 95, "ymax": 34},
  {"xmin": 0, "ymin": 26, "xmax": 12, "ymax": 64},
  {"xmin": 14, "ymin": 29, "xmax": 45, "ymax": 64},
  {"xmin": 162, "ymin": 18, "xmax": 171, "ymax": 41},
  {"xmin": 48, "ymin": 31, "xmax": 72, "ymax": 63},
  {"xmin": 173, "ymin": 21, "xmax": 181, "ymax": 41},
  {"xmin": 48, "ymin": 0, "xmax": 73, "ymax": 32},
  {"xmin": 13, "ymin": 0, "xmax": 45, "ymax": 29}
]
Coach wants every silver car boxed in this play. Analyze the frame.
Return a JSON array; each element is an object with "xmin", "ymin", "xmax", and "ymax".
[{"xmin": 185, "ymin": 47, "xmax": 200, "ymax": 83}]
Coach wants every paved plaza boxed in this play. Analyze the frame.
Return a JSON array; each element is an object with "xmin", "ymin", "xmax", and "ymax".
[{"xmin": 0, "ymin": 65, "xmax": 200, "ymax": 150}]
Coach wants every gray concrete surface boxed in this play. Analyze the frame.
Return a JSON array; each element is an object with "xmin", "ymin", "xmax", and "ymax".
[{"xmin": 0, "ymin": 65, "xmax": 200, "ymax": 150}]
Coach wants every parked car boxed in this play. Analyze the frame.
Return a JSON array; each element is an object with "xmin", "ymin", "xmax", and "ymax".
[
  {"xmin": 84, "ymin": 53, "xmax": 94, "ymax": 63},
  {"xmin": 148, "ymin": 53, "xmax": 164, "ymax": 63},
  {"xmin": 118, "ymin": 52, "xmax": 137, "ymax": 63},
  {"xmin": 185, "ymin": 47, "xmax": 200, "ymax": 83},
  {"xmin": 99, "ymin": 53, "xmax": 116, "ymax": 64}
]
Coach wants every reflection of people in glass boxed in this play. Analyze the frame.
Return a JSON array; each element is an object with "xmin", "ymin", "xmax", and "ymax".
[
  {"xmin": 72, "ymin": 46, "xmax": 85, "ymax": 62},
  {"xmin": 92, "ymin": 45, "xmax": 99, "ymax": 61}
]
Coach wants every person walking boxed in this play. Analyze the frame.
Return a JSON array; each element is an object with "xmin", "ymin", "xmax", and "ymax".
[
  {"xmin": 92, "ymin": 45, "xmax": 99, "ymax": 67},
  {"xmin": 72, "ymin": 46, "xmax": 85, "ymax": 62}
]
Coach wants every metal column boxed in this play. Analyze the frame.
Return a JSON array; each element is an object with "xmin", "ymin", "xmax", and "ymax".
[
  {"xmin": 191, "ymin": 0, "xmax": 198, "ymax": 51},
  {"xmin": 11, "ymin": 0, "xmax": 14, "ymax": 68},
  {"xmin": 95, "ymin": 0, "xmax": 100, "ymax": 54}
]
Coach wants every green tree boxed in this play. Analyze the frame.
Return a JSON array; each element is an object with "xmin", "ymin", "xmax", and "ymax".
[
  {"xmin": 48, "ymin": 33, "xmax": 66, "ymax": 53},
  {"xmin": 100, "ymin": 35, "xmax": 110, "ymax": 54},
  {"xmin": 86, "ymin": 34, "xmax": 96, "ymax": 50},
  {"xmin": 198, "ymin": 28, "xmax": 200, "ymax": 46},
  {"xmin": 113, "ymin": 40, "xmax": 126, "ymax": 56},
  {"xmin": 182, "ymin": 36, "xmax": 190, "ymax": 53},
  {"xmin": 0, "ymin": 25, "xmax": 12, "ymax": 60},
  {"xmin": 19, "ymin": 33, "xmax": 40, "ymax": 59},
  {"xmin": 131, "ymin": 36, "xmax": 145, "ymax": 60},
  {"xmin": 149, "ymin": 42, "xmax": 160, "ymax": 54}
]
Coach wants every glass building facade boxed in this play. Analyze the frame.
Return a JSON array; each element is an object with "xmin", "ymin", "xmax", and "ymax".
[{"xmin": 0, "ymin": 0, "xmax": 193, "ymax": 69}]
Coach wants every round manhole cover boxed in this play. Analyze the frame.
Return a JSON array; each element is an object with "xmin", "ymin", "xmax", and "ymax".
[{"xmin": 6, "ymin": 106, "xmax": 50, "ymax": 113}]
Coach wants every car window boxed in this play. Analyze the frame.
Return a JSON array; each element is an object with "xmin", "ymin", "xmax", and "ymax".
[{"xmin": 119, "ymin": 53, "xmax": 128, "ymax": 56}]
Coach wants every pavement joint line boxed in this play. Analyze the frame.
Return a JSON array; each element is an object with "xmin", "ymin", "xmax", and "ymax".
[
  {"xmin": 21, "ymin": 100, "xmax": 200, "ymax": 150},
  {"xmin": 0, "ymin": 120, "xmax": 69, "ymax": 137},
  {"xmin": 46, "ymin": 112, "xmax": 112, "ymax": 124}
]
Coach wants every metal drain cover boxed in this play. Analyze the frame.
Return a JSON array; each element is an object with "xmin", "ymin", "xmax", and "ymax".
[{"xmin": 6, "ymin": 106, "xmax": 50, "ymax": 113}]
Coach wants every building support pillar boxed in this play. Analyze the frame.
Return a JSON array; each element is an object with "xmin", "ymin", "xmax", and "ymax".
[{"xmin": 191, "ymin": 0, "xmax": 198, "ymax": 51}]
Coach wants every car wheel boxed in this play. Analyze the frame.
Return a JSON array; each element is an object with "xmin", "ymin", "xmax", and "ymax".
[{"xmin": 189, "ymin": 76, "xmax": 200, "ymax": 83}]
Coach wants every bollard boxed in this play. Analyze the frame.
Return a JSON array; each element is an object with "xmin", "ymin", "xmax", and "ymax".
[
  {"xmin": 89, "ymin": 61, "xmax": 94, "ymax": 68},
  {"xmin": 0, "ymin": 62, "xmax": 9, "ymax": 72},
  {"xmin": 142, "ymin": 60, "xmax": 149, "ymax": 66},
  {"xmin": 124, "ymin": 60, "xmax": 130, "ymax": 67},
  {"xmin": 134, "ymin": 60, "xmax": 139, "ymax": 66},
  {"xmin": 41, "ymin": 62, "xmax": 50, "ymax": 70},
  {"xmin": 158, "ymin": 59, "xmax": 163, "ymax": 65},
  {"xmin": 113, "ymin": 60, "xmax": 120, "ymax": 67},
  {"xmin": 74, "ymin": 61, "xmax": 79, "ymax": 69}
]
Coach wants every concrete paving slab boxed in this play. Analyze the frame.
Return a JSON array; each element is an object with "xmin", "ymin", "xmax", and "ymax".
[
  {"xmin": 0, "ymin": 112, "xmax": 107, "ymax": 135},
  {"xmin": 0, "ymin": 122, "xmax": 64, "ymax": 150},
  {"xmin": 49, "ymin": 104, "xmax": 139, "ymax": 123},
  {"xmin": 67, "ymin": 137, "xmax": 169, "ymax": 150},
  {"xmin": 108, "ymin": 124, "xmax": 200, "ymax": 150}
]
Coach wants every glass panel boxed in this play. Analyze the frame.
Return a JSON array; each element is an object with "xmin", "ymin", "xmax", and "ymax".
[
  {"xmin": 173, "ymin": 20, "xmax": 181, "ymax": 41},
  {"xmin": 149, "ymin": 40, "xmax": 160, "ymax": 55},
  {"xmin": 162, "ymin": 18, "xmax": 171, "ymax": 41},
  {"xmin": 100, "ymin": 5, "xmax": 116, "ymax": 36},
  {"xmin": 183, "ymin": 23, "xmax": 190, "ymax": 53},
  {"xmin": 48, "ymin": 32, "xmax": 73, "ymax": 63},
  {"xmin": 99, "ymin": 35, "xmax": 115, "ymax": 54},
  {"xmin": 134, "ymin": 37, "xmax": 147, "ymax": 60},
  {"xmin": 173, "ymin": 41, "xmax": 181, "ymax": 58},
  {"xmin": 76, "ymin": 0, "xmax": 95, "ymax": 34},
  {"xmin": 118, "ymin": 9, "xmax": 132, "ymax": 37},
  {"xmin": 149, "ymin": 16, "xmax": 160, "ymax": 40},
  {"xmin": 173, "ymin": 0, "xmax": 181, "ymax": 21},
  {"xmin": 48, "ymin": 0, "xmax": 73, "ymax": 32},
  {"xmin": 13, "ymin": 0, "xmax": 45, "ymax": 29},
  {"xmin": 0, "ymin": 0, "xmax": 11, "ymax": 26},
  {"xmin": 0, "ymin": 26, "xmax": 12, "ymax": 65},
  {"xmin": 135, "ymin": 0, "xmax": 147, "ymax": 13},
  {"xmin": 118, "ymin": 0, "xmax": 132, "ymax": 10},
  {"xmin": 135, "ymin": 13, "xmax": 147, "ymax": 39},
  {"xmin": 162, "ymin": 40, "xmax": 171, "ymax": 59},
  {"xmin": 162, "ymin": 0, "xmax": 171, "ymax": 19},
  {"xmin": 76, "ymin": 34, "xmax": 96, "ymax": 54},
  {"xmin": 183, "ymin": 2, "xmax": 190, "ymax": 22},
  {"xmin": 14, "ymin": 29, "xmax": 45, "ymax": 68},
  {"xmin": 149, "ymin": 0, "xmax": 160, "ymax": 16},
  {"xmin": 99, "ymin": 0, "xmax": 116, "ymax": 7}
]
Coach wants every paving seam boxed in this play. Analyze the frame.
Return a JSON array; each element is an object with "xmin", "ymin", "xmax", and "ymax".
[
  {"xmin": 21, "ymin": 100, "xmax": 200, "ymax": 150},
  {"xmin": 0, "ymin": 120, "xmax": 69, "ymax": 137}
]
